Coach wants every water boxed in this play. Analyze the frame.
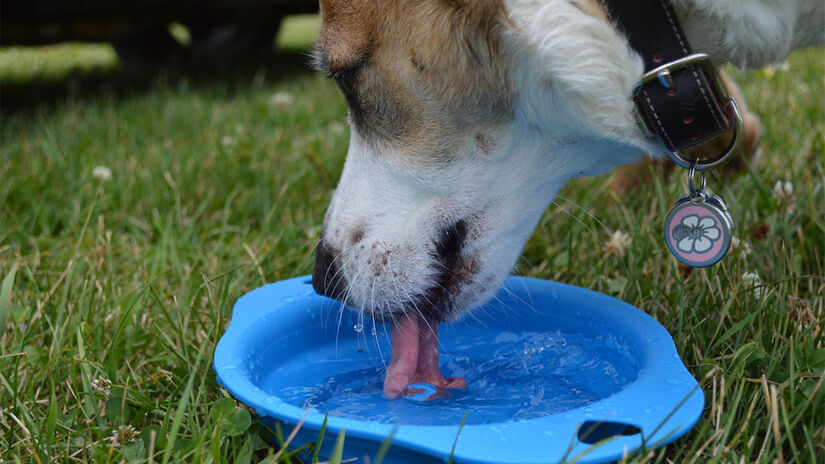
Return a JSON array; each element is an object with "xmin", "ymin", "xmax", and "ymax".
[
  {"xmin": 259, "ymin": 328, "xmax": 637, "ymax": 426},
  {"xmin": 354, "ymin": 311, "xmax": 365, "ymax": 333}
]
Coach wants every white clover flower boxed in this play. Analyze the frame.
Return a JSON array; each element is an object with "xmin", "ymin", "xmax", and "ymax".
[
  {"xmin": 605, "ymin": 230, "xmax": 632, "ymax": 256},
  {"xmin": 772, "ymin": 180, "xmax": 782, "ymax": 198},
  {"xmin": 742, "ymin": 271, "xmax": 764, "ymax": 300},
  {"xmin": 107, "ymin": 424, "xmax": 139, "ymax": 447},
  {"xmin": 762, "ymin": 61, "xmax": 789, "ymax": 79},
  {"xmin": 772, "ymin": 179, "xmax": 794, "ymax": 201},
  {"xmin": 220, "ymin": 135, "xmax": 237, "ymax": 147},
  {"xmin": 91, "ymin": 378, "xmax": 112, "ymax": 398},
  {"xmin": 92, "ymin": 166, "xmax": 112, "ymax": 182},
  {"xmin": 673, "ymin": 215, "xmax": 720, "ymax": 253},
  {"xmin": 772, "ymin": 179, "xmax": 797, "ymax": 214},
  {"xmin": 270, "ymin": 91, "xmax": 295, "ymax": 108}
]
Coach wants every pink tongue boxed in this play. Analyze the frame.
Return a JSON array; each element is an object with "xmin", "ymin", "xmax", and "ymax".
[{"xmin": 383, "ymin": 312, "xmax": 467, "ymax": 399}]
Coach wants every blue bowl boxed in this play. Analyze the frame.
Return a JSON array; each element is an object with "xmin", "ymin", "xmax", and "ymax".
[{"xmin": 214, "ymin": 275, "xmax": 703, "ymax": 463}]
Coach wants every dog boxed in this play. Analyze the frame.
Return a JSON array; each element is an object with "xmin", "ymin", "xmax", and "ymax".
[{"xmin": 310, "ymin": 0, "xmax": 824, "ymax": 398}]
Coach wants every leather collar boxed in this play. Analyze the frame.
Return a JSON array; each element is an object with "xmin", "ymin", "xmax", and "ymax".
[{"xmin": 601, "ymin": 0, "xmax": 735, "ymax": 155}]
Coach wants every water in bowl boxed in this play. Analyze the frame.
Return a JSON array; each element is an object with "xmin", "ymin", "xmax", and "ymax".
[{"xmin": 259, "ymin": 327, "xmax": 637, "ymax": 426}]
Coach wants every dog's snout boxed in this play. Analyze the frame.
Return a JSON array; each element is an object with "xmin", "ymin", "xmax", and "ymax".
[{"xmin": 312, "ymin": 239, "xmax": 348, "ymax": 300}]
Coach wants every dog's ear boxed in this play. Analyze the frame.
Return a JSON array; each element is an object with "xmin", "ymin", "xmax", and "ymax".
[{"xmin": 318, "ymin": 0, "xmax": 376, "ymax": 70}]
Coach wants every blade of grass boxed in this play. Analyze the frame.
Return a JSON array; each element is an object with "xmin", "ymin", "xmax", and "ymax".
[
  {"xmin": 0, "ymin": 263, "xmax": 18, "ymax": 347},
  {"xmin": 74, "ymin": 327, "xmax": 96, "ymax": 420},
  {"xmin": 373, "ymin": 426, "xmax": 397, "ymax": 464},
  {"xmin": 161, "ymin": 343, "xmax": 206, "ymax": 464},
  {"xmin": 329, "ymin": 428, "xmax": 345, "ymax": 464},
  {"xmin": 312, "ymin": 411, "xmax": 329, "ymax": 463},
  {"xmin": 269, "ymin": 408, "xmax": 310, "ymax": 462},
  {"xmin": 447, "ymin": 412, "xmax": 468, "ymax": 464}
]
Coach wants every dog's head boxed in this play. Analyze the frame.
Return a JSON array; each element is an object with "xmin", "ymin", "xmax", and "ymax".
[{"xmin": 312, "ymin": 0, "xmax": 655, "ymax": 322}]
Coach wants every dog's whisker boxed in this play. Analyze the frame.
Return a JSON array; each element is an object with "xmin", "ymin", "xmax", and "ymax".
[
  {"xmin": 333, "ymin": 253, "xmax": 364, "ymax": 357},
  {"xmin": 479, "ymin": 258, "xmax": 529, "ymax": 319},
  {"xmin": 366, "ymin": 278, "xmax": 389, "ymax": 370},
  {"xmin": 550, "ymin": 200, "xmax": 606, "ymax": 248},
  {"xmin": 555, "ymin": 193, "xmax": 612, "ymax": 234},
  {"xmin": 387, "ymin": 272, "xmax": 437, "ymax": 343},
  {"xmin": 371, "ymin": 316, "xmax": 388, "ymax": 372},
  {"xmin": 321, "ymin": 249, "xmax": 357, "ymax": 331},
  {"xmin": 325, "ymin": 247, "xmax": 352, "ymax": 295},
  {"xmin": 334, "ymin": 297, "xmax": 347, "ymax": 357},
  {"xmin": 328, "ymin": 250, "xmax": 348, "ymax": 354},
  {"xmin": 550, "ymin": 198, "xmax": 633, "ymax": 277}
]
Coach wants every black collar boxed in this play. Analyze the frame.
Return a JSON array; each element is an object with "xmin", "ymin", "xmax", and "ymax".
[{"xmin": 601, "ymin": 0, "xmax": 742, "ymax": 168}]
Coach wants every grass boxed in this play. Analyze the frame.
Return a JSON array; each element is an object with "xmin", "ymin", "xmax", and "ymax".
[{"xmin": 1, "ymin": 13, "xmax": 823, "ymax": 464}]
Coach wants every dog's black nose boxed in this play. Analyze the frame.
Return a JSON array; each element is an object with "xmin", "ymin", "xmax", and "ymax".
[{"xmin": 312, "ymin": 239, "xmax": 348, "ymax": 300}]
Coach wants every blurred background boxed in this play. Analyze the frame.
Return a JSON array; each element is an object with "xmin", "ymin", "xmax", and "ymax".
[
  {"xmin": 2, "ymin": 0, "xmax": 316, "ymax": 53},
  {"xmin": 1, "ymin": 0, "xmax": 321, "ymax": 109}
]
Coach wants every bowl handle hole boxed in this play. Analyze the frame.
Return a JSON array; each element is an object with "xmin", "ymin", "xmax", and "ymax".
[
  {"xmin": 303, "ymin": 278, "xmax": 312, "ymax": 285},
  {"xmin": 577, "ymin": 421, "xmax": 641, "ymax": 444}
]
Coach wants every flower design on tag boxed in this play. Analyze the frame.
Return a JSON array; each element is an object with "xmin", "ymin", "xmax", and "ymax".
[{"xmin": 671, "ymin": 214, "xmax": 720, "ymax": 253}]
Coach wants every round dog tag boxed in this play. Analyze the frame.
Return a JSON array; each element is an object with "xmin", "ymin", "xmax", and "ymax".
[{"xmin": 664, "ymin": 194, "xmax": 733, "ymax": 267}]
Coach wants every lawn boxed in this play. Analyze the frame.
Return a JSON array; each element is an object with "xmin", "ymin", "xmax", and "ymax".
[{"xmin": 1, "ymin": 14, "xmax": 823, "ymax": 464}]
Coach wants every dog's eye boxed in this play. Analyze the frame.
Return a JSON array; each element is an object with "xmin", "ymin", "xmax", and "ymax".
[
  {"xmin": 326, "ymin": 66, "xmax": 364, "ymax": 120},
  {"xmin": 326, "ymin": 66, "xmax": 359, "ymax": 83}
]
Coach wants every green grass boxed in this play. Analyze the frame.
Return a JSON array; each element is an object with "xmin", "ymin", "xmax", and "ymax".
[{"xmin": 1, "ymin": 13, "xmax": 823, "ymax": 463}]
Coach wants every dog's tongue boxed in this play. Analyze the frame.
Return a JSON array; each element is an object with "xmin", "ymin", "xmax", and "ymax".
[{"xmin": 383, "ymin": 312, "xmax": 467, "ymax": 399}]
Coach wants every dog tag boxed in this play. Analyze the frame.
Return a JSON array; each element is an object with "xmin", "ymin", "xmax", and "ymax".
[{"xmin": 664, "ymin": 169, "xmax": 733, "ymax": 268}]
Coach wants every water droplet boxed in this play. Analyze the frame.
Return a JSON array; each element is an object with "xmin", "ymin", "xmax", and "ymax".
[
  {"xmin": 353, "ymin": 311, "xmax": 366, "ymax": 333},
  {"xmin": 551, "ymin": 291, "xmax": 560, "ymax": 300},
  {"xmin": 264, "ymin": 397, "xmax": 280, "ymax": 408},
  {"xmin": 370, "ymin": 326, "xmax": 377, "ymax": 336}
]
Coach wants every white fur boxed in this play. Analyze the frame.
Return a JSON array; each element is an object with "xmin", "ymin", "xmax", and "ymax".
[
  {"xmin": 506, "ymin": 0, "xmax": 649, "ymax": 152},
  {"xmin": 319, "ymin": 0, "xmax": 823, "ymax": 321},
  {"xmin": 673, "ymin": 0, "xmax": 825, "ymax": 68}
]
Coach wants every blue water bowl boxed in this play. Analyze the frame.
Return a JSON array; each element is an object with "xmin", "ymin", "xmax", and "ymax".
[{"xmin": 214, "ymin": 275, "xmax": 703, "ymax": 463}]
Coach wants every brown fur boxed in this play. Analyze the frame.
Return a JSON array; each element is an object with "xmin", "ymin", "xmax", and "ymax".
[
  {"xmin": 575, "ymin": 0, "xmax": 611, "ymax": 22},
  {"xmin": 318, "ymin": 0, "xmax": 378, "ymax": 70},
  {"xmin": 317, "ymin": 0, "xmax": 511, "ymax": 162}
]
